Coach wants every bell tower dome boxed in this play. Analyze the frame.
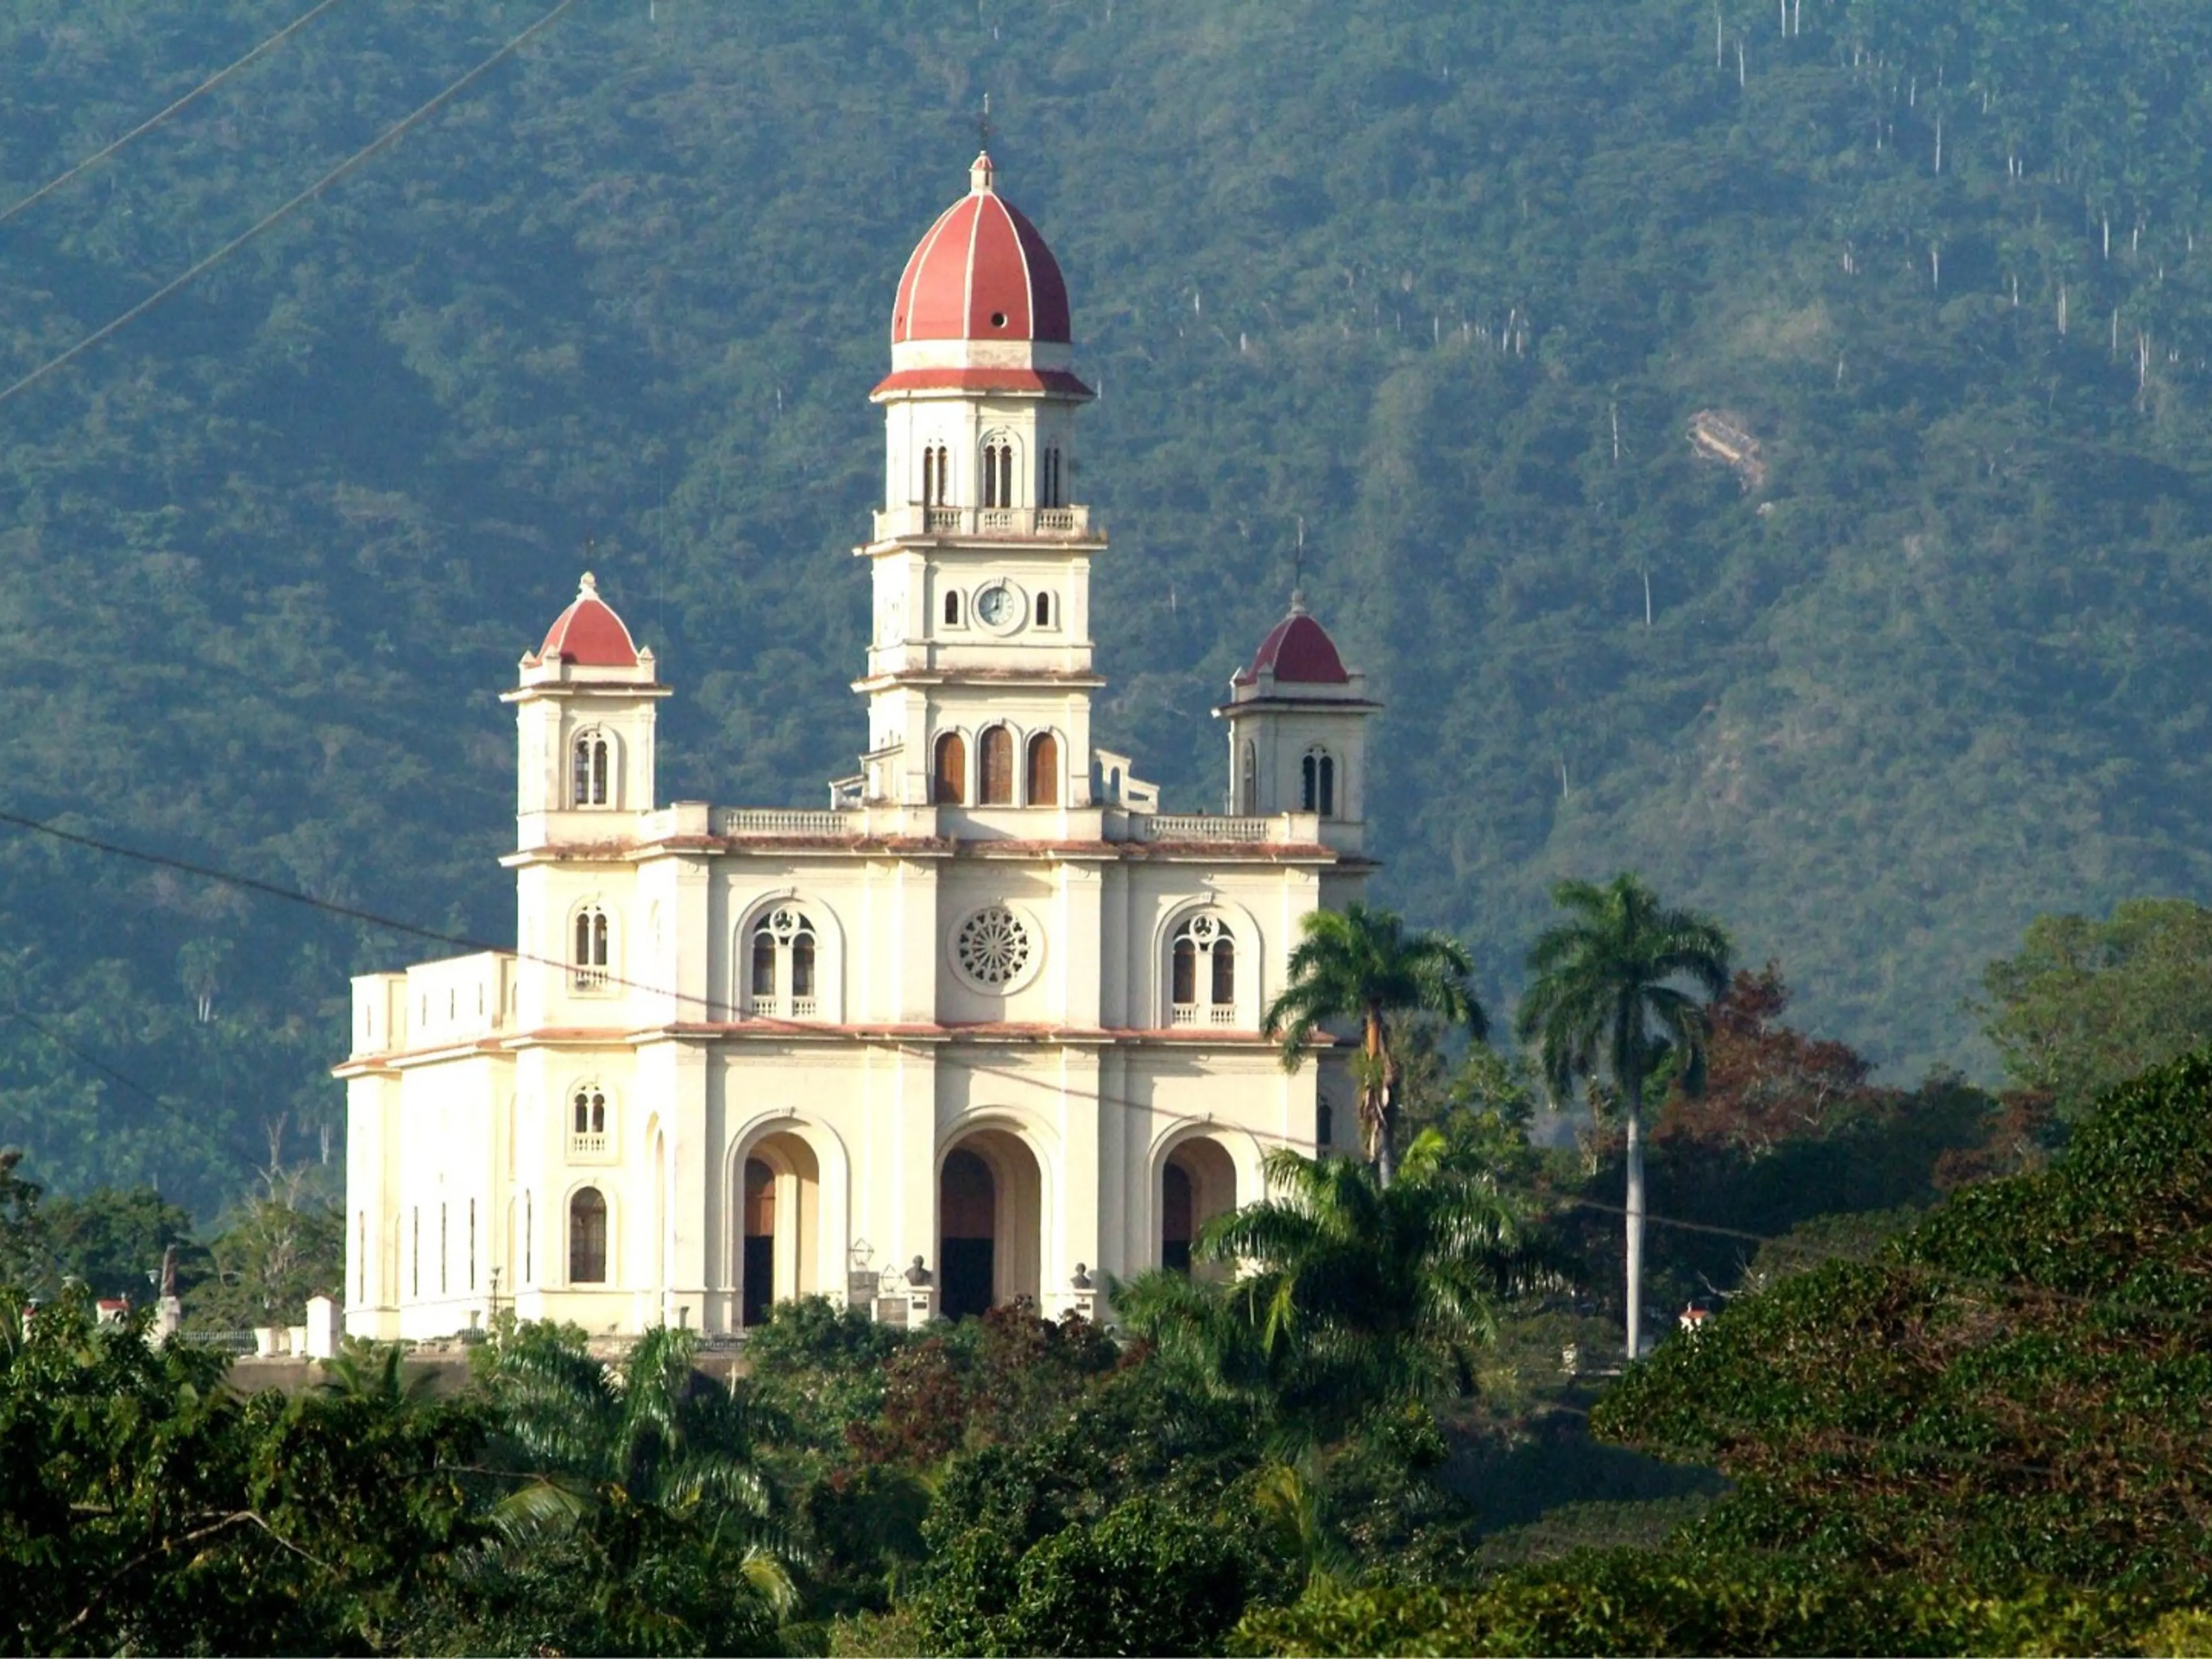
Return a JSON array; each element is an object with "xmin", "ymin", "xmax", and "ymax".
[
  {"xmin": 856, "ymin": 156, "xmax": 1107, "ymax": 822},
  {"xmin": 505, "ymin": 571, "xmax": 669, "ymax": 852},
  {"xmin": 1216, "ymin": 595, "xmax": 1378, "ymax": 854}
]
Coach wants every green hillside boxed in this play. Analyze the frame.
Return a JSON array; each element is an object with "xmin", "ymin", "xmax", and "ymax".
[{"xmin": 4, "ymin": 0, "xmax": 2211, "ymax": 1213}]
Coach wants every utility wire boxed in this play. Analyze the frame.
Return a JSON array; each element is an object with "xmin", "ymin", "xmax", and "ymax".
[
  {"xmin": 0, "ymin": 0, "xmax": 582, "ymax": 415},
  {"xmin": 0, "ymin": 0, "xmax": 350, "ymax": 231},
  {"xmin": 1, "ymin": 1005, "xmax": 269, "ymax": 1181},
  {"xmin": 9, "ymin": 807, "xmax": 2211, "ymax": 1338}
]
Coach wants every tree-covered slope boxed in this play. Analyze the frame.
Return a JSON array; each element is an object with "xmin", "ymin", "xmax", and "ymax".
[{"xmin": 3, "ymin": 0, "xmax": 2211, "ymax": 1211}]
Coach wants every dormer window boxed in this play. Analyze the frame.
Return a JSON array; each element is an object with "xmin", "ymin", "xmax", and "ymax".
[
  {"xmin": 746, "ymin": 907, "xmax": 821, "ymax": 1018},
  {"xmin": 982, "ymin": 440, "xmax": 1015, "ymax": 509},
  {"xmin": 1025, "ymin": 732, "xmax": 1059, "ymax": 806},
  {"xmin": 573, "ymin": 906, "xmax": 610, "ymax": 992},
  {"xmin": 1301, "ymin": 748, "xmax": 1336, "ymax": 817},
  {"xmin": 573, "ymin": 731, "xmax": 610, "ymax": 807},
  {"xmin": 979, "ymin": 726, "xmax": 1014, "ymax": 805},
  {"xmin": 933, "ymin": 732, "xmax": 967, "ymax": 804},
  {"xmin": 1170, "ymin": 914, "xmax": 1238, "ymax": 1028}
]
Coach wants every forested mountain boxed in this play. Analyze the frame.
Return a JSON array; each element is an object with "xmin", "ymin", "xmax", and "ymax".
[{"xmin": 4, "ymin": 0, "xmax": 2211, "ymax": 1215}]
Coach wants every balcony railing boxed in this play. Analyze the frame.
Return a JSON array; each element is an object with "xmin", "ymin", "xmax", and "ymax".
[
  {"xmin": 715, "ymin": 808, "xmax": 857, "ymax": 838},
  {"xmin": 1171, "ymin": 1003, "xmax": 1243, "ymax": 1029},
  {"xmin": 569, "ymin": 1133, "xmax": 607, "ymax": 1160},
  {"xmin": 1137, "ymin": 814, "xmax": 1276, "ymax": 843},
  {"xmin": 873, "ymin": 504, "xmax": 1094, "ymax": 541}
]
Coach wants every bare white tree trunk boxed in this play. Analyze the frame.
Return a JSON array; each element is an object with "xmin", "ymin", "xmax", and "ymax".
[{"xmin": 1624, "ymin": 1074, "xmax": 1646, "ymax": 1361}]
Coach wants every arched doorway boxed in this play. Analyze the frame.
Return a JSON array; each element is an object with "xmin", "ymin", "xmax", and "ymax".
[
  {"xmin": 738, "ymin": 1132, "xmax": 821, "ymax": 1327},
  {"xmin": 741, "ymin": 1159, "xmax": 775, "ymax": 1327},
  {"xmin": 939, "ymin": 1128, "xmax": 1044, "ymax": 1319},
  {"xmin": 1162, "ymin": 1138, "xmax": 1238, "ymax": 1275}
]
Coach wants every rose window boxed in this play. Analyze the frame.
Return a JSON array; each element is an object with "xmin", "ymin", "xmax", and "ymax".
[{"xmin": 955, "ymin": 905, "xmax": 1033, "ymax": 989}]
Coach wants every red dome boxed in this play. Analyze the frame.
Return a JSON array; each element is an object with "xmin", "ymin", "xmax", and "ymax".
[
  {"xmin": 537, "ymin": 573, "xmax": 639, "ymax": 668},
  {"xmin": 891, "ymin": 154, "xmax": 1071, "ymax": 345},
  {"xmin": 1237, "ymin": 603, "xmax": 1350, "ymax": 687}
]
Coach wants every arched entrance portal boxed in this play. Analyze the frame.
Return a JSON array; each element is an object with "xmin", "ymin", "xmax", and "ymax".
[
  {"xmin": 939, "ymin": 1128, "xmax": 1044, "ymax": 1319},
  {"xmin": 738, "ymin": 1132, "xmax": 820, "ymax": 1327},
  {"xmin": 1162, "ymin": 1138, "xmax": 1237, "ymax": 1275}
]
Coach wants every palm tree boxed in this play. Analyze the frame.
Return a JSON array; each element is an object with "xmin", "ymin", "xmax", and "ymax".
[
  {"xmin": 1115, "ymin": 1132, "xmax": 1562, "ymax": 1442},
  {"xmin": 1265, "ymin": 903, "xmax": 1486, "ymax": 1186},
  {"xmin": 1516, "ymin": 873, "xmax": 1730, "ymax": 1363}
]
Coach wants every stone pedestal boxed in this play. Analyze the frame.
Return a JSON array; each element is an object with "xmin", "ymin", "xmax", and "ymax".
[{"xmin": 304, "ymin": 1296, "xmax": 343, "ymax": 1360}]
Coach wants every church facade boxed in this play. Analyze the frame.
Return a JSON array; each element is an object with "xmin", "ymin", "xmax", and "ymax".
[{"xmin": 339, "ymin": 157, "xmax": 1377, "ymax": 1340}]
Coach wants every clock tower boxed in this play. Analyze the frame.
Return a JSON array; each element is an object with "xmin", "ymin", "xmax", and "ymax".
[{"xmin": 856, "ymin": 154, "xmax": 1107, "ymax": 818}]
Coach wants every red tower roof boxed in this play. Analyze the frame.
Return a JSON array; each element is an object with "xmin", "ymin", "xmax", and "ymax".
[
  {"xmin": 890, "ymin": 153, "xmax": 1072, "ymax": 345},
  {"xmin": 536, "ymin": 573, "xmax": 639, "ymax": 668},
  {"xmin": 1237, "ymin": 599, "xmax": 1351, "ymax": 687}
]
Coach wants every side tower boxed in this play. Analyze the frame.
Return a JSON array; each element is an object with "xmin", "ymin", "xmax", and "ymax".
[
  {"xmin": 858, "ymin": 153, "xmax": 1107, "ymax": 820},
  {"xmin": 507, "ymin": 573, "xmax": 668, "ymax": 851},
  {"xmin": 1217, "ymin": 594, "xmax": 1378, "ymax": 855}
]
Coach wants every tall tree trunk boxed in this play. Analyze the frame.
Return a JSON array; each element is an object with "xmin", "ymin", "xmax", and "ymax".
[
  {"xmin": 1623, "ymin": 1067, "xmax": 1645, "ymax": 1361},
  {"xmin": 1368, "ymin": 1007, "xmax": 1396, "ymax": 1189}
]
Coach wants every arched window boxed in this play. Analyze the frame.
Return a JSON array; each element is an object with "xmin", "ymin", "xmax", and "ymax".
[
  {"xmin": 1025, "ymin": 732, "xmax": 1059, "ymax": 806},
  {"xmin": 1171, "ymin": 934, "xmax": 1196, "ymax": 1006},
  {"xmin": 751, "ymin": 929, "xmax": 778, "ymax": 1001},
  {"xmin": 979, "ymin": 726, "xmax": 1015, "ymax": 805},
  {"xmin": 1042, "ymin": 446, "xmax": 1063, "ymax": 507},
  {"xmin": 573, "ymin": 731, "xmax": 610, "ymax": 806},
  {"xmin": 571, "ymin": 1086, "xmax": 607, "ymax": 1135},
  {"xmin": 1240, "ymin": 741, "xmax": 1257, "ymax": 813},
  {"xmin": 1171, "ymin": 915, "xmax": 1237, "ymax": 1026},
  {"xmin": 745, "ymin": 907, "xmax": 820, "ymax": 1017},
  {"xmin": 1301, "ymin": 749, "xmax": 1337, "ymax": 817},
  {"xmin": 933, "ymin": 732, "xmax": 967, "ymax": 804},
  {"xmin": 922, "ymin": 442, "xmax": 950, "ymax": 507},
  {"xmin": 1034, "ymin": 590, "xmax": 1054, "ymax": 627},
  {"xmin": 573, "ymin": 907, "xmax": 610, "ymax": 991},
  {"xmin": 569, "ymin": 1188, "xmax": 607, "ymax": 1283},
  {"xmin": 981, "ymin": 440, "xmax": 1014, "ymax": 509},
  {"xmin": 943, "ymin": 589, "xmax": 963, "ymax": 627}
]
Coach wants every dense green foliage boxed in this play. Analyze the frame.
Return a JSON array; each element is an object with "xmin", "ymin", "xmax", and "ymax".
[
  {"xmin": 1231, "ymin": 1044, "xmax": 2212, "ymax": 1655},
  {"xmin": 1979, "ymin": 896, "xmax": 2212, "ymax": 1121},
  {"xmin": 1599, "ymin": 1047, "xmax": 2212, "ymax": 1599},
  {"xmin": 1118, "ymin": 1136, "xmax": 1559, "ymax": 1444},
  {"xmin": 9, "ymin": 0, "xmax": 2212, "ymax": 1207},
  {"xmin": 0, "ymin": 1149, "xmax": 343, "ymax": 1326}
]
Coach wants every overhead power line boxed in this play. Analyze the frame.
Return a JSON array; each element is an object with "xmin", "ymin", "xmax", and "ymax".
[
  {"xmin": 0, "ymin": 0, "xmax": 582, "ymax": 416},
  {"xmin": 0, "ymin": 0, "xmax": 351, "ymax": 231},
  {"xmin": 8, "ymin": 806, "xmax": 2210, "ymax": 1341}
]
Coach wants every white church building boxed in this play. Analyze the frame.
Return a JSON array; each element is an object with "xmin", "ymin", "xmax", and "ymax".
[{"xmin": 339, "ymin": 156, "xmax": 1378, "ymax": 1339}]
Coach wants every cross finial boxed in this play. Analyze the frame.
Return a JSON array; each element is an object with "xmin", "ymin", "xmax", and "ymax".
[
  {"xmin": 1292, "ymin": 515, "xmax": 1306, "ymax": 604},
  {"xmin": 978, "ymin": 90, "xmax": 994, "ymax": 151}
]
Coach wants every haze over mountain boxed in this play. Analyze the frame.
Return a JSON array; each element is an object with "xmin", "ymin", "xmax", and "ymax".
[{"xmin": 3, "ymin": 0, "xmax": 2209, "ymax": 1214}]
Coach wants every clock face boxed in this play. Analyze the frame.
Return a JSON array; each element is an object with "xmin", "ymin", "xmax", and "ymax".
[{"xmin": 975, "ymin": 582, "xmax": 1017, "ymax": 628}]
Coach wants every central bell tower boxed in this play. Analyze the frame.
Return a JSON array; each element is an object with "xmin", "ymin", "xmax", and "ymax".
[{"xmin": 855, "ymin": 154, "xmax": 1105, "ymax": 815}]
